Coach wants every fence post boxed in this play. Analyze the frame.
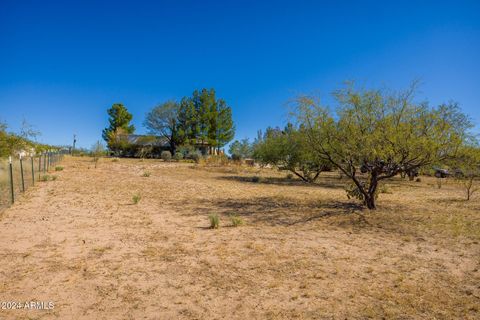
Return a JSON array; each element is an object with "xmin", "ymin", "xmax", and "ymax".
[
  {"xmin": 8, "ymin": 156, "xmax": 14, "ymax": 204},
  {"xmin": 38, "ymin": 154, "xmax": 42, "ymax": 179},
  {"xmin": 31, "ymin": 156, "xmax": 35, "ymax": 186},
  {"xmin": 43, "ymin": 152, "xmax": 46, "ymax": 174},
  {"xmin": 20, "ymin": 155, "xmax": 25, "ymax": 192}
]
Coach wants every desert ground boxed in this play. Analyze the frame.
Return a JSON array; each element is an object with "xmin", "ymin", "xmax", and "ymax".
[{"xmin": 0, "ymin": 156, "xmax": 479, "ymax": 319}]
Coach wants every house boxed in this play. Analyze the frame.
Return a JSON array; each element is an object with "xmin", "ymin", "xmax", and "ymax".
[{"xmin": 121, "ymin": 135, "xmax": 223, "ymax": 158}]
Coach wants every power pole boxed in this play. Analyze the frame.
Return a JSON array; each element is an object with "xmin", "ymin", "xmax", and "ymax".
[{"xmin": 72, "ymin": 134, "xmax": 77, "ymax": 156}]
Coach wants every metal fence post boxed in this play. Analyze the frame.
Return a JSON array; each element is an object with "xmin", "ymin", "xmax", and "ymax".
[
  {"xmin": 38, "ymin": 154, "xmax": 42, "ymax": 179},
  {"xmin": 8, "ymin": 156, "xmax": 14, "ymax": 204},
  {"xmin": 20, "ymin": 155, "xmax": 25, "ymax": 192},
  {"xmin": 43, "ymin": 152, "xmax": 46, "ymax": 174},
  {"xmin": 31, "ymin": 156, "xmax": 35, "ymax": 186}
]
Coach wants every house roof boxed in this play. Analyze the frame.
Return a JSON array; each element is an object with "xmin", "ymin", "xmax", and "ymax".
[{"xmin": 125, "ymin": 135, "xmax": 170, "ymax": 147}]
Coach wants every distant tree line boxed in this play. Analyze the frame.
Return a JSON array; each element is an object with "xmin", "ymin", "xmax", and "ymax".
[{"xmin": 0, "ymin": 120, "xmax": 60, "ymax": 158}]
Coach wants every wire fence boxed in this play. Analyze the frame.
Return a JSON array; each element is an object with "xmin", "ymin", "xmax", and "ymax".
[{"xmin": 0, "ymin": 151, "xmax": 65, "ymax": 212}]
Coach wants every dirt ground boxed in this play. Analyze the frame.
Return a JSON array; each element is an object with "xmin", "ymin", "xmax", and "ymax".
[{"xmin": 0, "ymin": 156, "xmax": 479, "ymax": 319}]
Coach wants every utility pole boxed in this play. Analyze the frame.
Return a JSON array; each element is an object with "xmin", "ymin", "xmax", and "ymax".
[{"xmin": 72, "ymin": 134, "xmax": 77, "ymax": 156}]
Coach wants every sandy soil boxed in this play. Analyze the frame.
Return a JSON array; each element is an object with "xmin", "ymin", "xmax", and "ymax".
[{"xmin": 0, "ymin": 156, "xmax": 479, "ymax": 319}]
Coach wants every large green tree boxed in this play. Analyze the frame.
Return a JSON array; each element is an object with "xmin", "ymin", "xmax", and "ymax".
[
  {"xmin": 292, "ymin": 83, "xmax": 473, "ymax": 209},
  {"xmin": 102, "ymin": 103, "xmax": 135, "ymax": 153},
  {"xmin": 176, "ymin": 88, "xmax": 235, "ymax": 151},
  {"xmin": 144, "ymin": 101, "xmax": 184, "ymax": 154}
]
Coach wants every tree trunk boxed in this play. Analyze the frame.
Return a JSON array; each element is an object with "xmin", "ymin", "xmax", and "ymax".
[
  {"xmin": 364, "ymin": 195, "xmax": 376, "ymax": 209},
  {"xmin": 365, "ymin": 174, "xmax": 378, "ymax": 210}
]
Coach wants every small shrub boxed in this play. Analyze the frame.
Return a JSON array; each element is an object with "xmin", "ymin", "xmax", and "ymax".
[
  {"xmin": 378, "ymin": 184, "xmax": 391, "ymax": 194},
  {"xmin": 132, "ymin": 194, "xmax": 141, "ymax": 204},
  {"xmin": 142, "ymin": 171, "xmax": 151, "ymax": 177},
  {"xmin": 161, "ymin": 151, "xmax": 172, "ymax": 161},
  {"xmin": 55, "ymin": 166, "xmax": 64, "ymax": 171},
  {"xmin": 112, "ymin": 158, "xmax": 119, "ymax": 162},
  {"xmin": 415, "ymin": 177, "xmax": 421, "ymax": 182},
  {"xmin": 40, "ymin": 175, "xmax": 50, "ymax": 182},
  {"xmin": 436, "ymin": 178, "xmax": 443, "ymax": 189},
  {"xmin": 286, "ymin": 173, "xmax": 293, "ymax": 180},
  {"xmin": 173, "ymin": 152, "xmax": 184, "ymax": 161},
  {"xmin": 230, "ymin": 215, "xmax": 244, "ymax": 227},
  {"xmin": 209, "ymin": 214, "xmax": 220, "ymax": 229},
  {"xmin": 51, "ymin": 175, "xmax": 58, "ymax": 181},
  {"xmin": 187, "ymin": 151, "xmax": 201, "ymax": 163}
]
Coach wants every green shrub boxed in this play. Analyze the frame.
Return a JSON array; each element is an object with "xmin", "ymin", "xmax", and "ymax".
[
  {"xmin": 40, "ymin": 175, "xmax": 50, "ymax": 182},
  {"xmin": 112, "ymin": 158, "xmax": 119, "ymax": 162},
  {"xmin": 286, "ymin": 173, "xmax": 293, "ymax": 180},
  {"xmin": 51, "ymin": 175, "xmax": 58, "ymax": 181},
  {"xmin": 55, "ymin": 166, "xmax": 64, "ymax": 171},
  {"xmin": 173, "ymin": 152, "xmax": 184, "ymax": 161},
  {"xmin": 142, "ymin": 171, "xmax": 151, "ymax": 177},
  {"xmin": 161, "ymin": 151, "xmax": 172, "ymax": 161},
  {"xmin": 209, "ymin": 214, "xmax": 220, "ymax": 229},
  {"xmin": 132, "ymin": 194, "xmax": 141, "ymax": 204},
  {"xmin": 230, "ymin": 215, "xmax": 244, "ymax": 227},
  {"xmin": 187, "ymin": 151, "xmax": 201, "ymax": 163}
]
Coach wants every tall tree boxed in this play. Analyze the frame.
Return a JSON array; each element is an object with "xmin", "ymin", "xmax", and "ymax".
[
  {"xmin": 102, "ymin": 103, "xmax": 135, "ymax": 152},
  {"xmin": 177, "ymin": 88, "xmax": 235, "ymax": 151},
  {"xmin": 215, "ymin": 99, "xmax": 235, "ymax": 150},
  {"xmin": 292, "ymin": 83, "xmax": 473, "ymax": 209},
  {"xmin": 144, "ymin": 101, "xmax": 184, "ymax": 154}
]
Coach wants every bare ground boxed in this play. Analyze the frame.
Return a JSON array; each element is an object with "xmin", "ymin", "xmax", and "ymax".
[{"xmin": 0, "ymin": 157, "xmax": 479, "ymax": 319}]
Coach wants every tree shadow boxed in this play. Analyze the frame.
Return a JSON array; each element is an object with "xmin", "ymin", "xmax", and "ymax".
[
  {"xmin": 186, "ymin": 196, "xmax": 364, "ymax": 227},
  {"xmin": 216, "ymin": 175, "xmax": 346, "ymax": 189}
]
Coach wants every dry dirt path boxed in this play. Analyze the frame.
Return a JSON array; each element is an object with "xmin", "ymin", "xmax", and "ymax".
[{"xmin": 0, "ymin": 157, "xmax": 479, "ymax": 319}]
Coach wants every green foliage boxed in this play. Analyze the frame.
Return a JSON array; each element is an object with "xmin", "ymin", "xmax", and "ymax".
[
  {"xmin": 132, "ymin": 194, "xmax": 141, "ymax": 204},
  {"xmin": 253, "ymin": 124, "xmax": 331, "ymax": 183},
  {"xmin": 102, "ymin": 104, "xmax": 135, "ymax": 153},
  {"xmin": 451, "ymin": 146, "xmax": 480, "ymax": 200},
  {"xmin": 173, "ymin": 152, "xmax": 184, "ymax": 160},
  {"xmin": 40, "ymin": 175, "xmax": 50, "ymax": 182},
  {"xmin": 291, "ymin": 81, "xmax": 474, "ymax": 209},
  {"xmin": 91, "ymin": 141, "xmax": 106, "ymax": 168},
  {"xmin": 144, "ymin": 101, "xmax": 184, "ymax": 154},
  {"xmin": 55, "ymin": 166, "xmax": 64, "ymax": 171},
  {"xmin": 230, "ymin": 215, "xmax": 244, "ymax": 227},
  {"xmin": 209, "ymin": 213, "xmax": 220, "ymax": 229},
  {"xmin": 161, "ymin": 150, "xmax": 172, "ymax": 161},
  {"xmin": 142, "ymin": 171, "xmax": 151, "ymax": 177},
  {"xmin": 229, "ymin": 138, "xmax": 253, "ymax": 160},
  {"xmin": 177, "ymin": 88, "xmax": 235, "ymax": 148},
  {"xmin": 0, "ymin": 120, "xmax": 58, "ymax": 158}
]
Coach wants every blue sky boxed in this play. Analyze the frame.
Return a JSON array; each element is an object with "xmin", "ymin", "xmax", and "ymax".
[{"xmin": 1, "ymin": 0, "xmax": 479, "ymax": 149}]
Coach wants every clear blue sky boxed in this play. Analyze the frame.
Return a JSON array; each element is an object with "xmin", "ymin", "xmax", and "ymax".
[{"xmin": 1, "ymin": 0, "xmax": 479, "ymax": 149}]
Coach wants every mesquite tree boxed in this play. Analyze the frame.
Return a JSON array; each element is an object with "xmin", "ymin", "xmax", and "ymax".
[
  {"xmin": 253, "ymin": 124, "xmax": 331, "ymax": 183},
  {"xmin": 293, "ymin": 83, "xmax": 472, "ymax": 209},
  {"xmin": 452, "ymin": 146, "xmax": 480, "ymax": 200}
]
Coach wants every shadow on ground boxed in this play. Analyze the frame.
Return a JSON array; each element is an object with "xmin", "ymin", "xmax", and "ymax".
[
  {"xmin": 186, "ymin": 195, "xmax": 365, "ymax": 226},
  {"xmin": 217, "ymin": 175, "xmax": 346, "ymax": 189}
]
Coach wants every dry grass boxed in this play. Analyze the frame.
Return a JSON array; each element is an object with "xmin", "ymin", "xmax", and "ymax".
[{"xmin": 0, "ymin": 156, "xmax": 479, "ymax": 319}]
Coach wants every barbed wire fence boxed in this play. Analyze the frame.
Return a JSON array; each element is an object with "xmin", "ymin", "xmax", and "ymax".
[{"xmin": 0, "ymin": 151, "xmax": 66, "ymax": 211}]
